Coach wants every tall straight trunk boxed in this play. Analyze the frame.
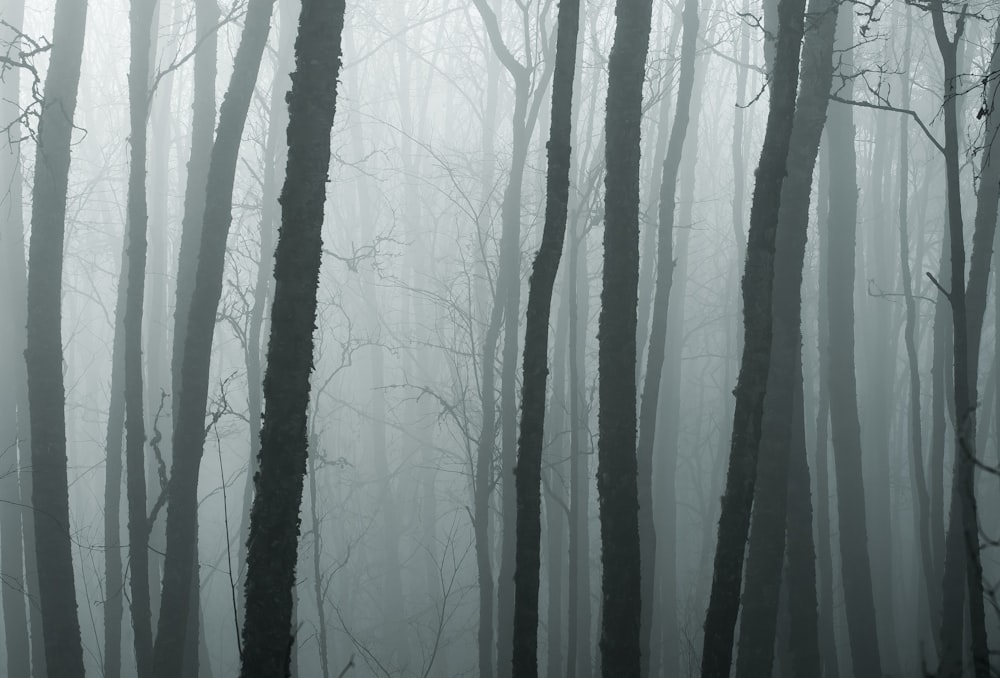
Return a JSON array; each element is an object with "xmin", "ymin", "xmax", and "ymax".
[
  {"xmin": 0, "ymin": 153, "xmax": 30, "ymax": 678},
  {"xmin": 0, "ymin": 1, "xmax": 30, "ymax": 674},
  {"xmin": 153, "ymin": 0, "xmax": 277, "ymax": 672},
  {"xmin": 565, "ymin": 186, "xmax": 592, "ymax": 678},
  {"xmin": 124, "ymin": 0, "xmax": 157, "ymax": 670},
  {"xmin": 598, "ymin": 0, "xmax": 654, "ymax": 674},
  {"xmin": 636, "ymin": 2, "xmax": 697, "ymax": 675},
  {"xmin": 936, "ymin": 6, "xmax": 994, "ymax": 676},
  {"xmin": 239, "ymin": 0, "xmax": 346, "ymax": 671},
  {"xmin": 171, "ymin": 0, "xmax": 219, "ymax": 401},
  {"xmin": 511, "ymin": 0, "xmax": 581, "ymax": 673},
  {"xmin": 699, "ymin": 0, "xmax": 807, "ymax": 670},
  {"xmin": 734, "ymin": 0, "xmax": 836, "ymax": 672},
  {"xmin": 896, "ymin": 12, "xmax": 938, "ymax": 653},
  {"xmin": 825, "ymin": 11, "xmax": 882, "ymax": 674},
  {"xmin": 237, "ymin": 0, "xmax": 293, "ymax": 617},
  {"xmin": 784, "ymin": 364, "xmax": 820, "ymax": 675},
  {"xmin": 23, "ymin": 0, "xmax": 89, "ymax": 671}
]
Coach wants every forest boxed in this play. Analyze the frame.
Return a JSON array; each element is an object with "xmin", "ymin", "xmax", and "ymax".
[{"xmin": 0, "ymin": 0, "xmax": 999, "ymax": 675}]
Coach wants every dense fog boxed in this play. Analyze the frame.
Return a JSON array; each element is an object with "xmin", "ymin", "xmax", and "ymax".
[{"xmin": 1, "ymin": 0, "xmax": 999, "ymax": 675}]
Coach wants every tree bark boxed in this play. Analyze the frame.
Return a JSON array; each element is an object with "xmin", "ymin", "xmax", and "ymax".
[
  {"xmin": 698, "ymin": 0, "xmax": 807, "ymax": 670},
  {"xmin": 597, "ymin": 0, "xmax": 653, "ymax": 674},
  {"xmin": 238, "ymin": 0, "xmax": 346, "ymax": 672},
  {"xmin": 825, "ymin": 10, "xmax": 883, "ymax": 674},
  {"xmin": 636, "ymin": 1, "xmax": 697, "ymax": 675},
  {"xmin": 23, "ymin": 0, "xmax": 90, "ymax": 671},
  {"xmin": 511, "ymin": 0, "xmax": 580, "ymax": 673},
  {"xmin": 734, "ymin": 0, "xmax": 836, "ymax": 672},
  {"xmin": 153, "ymin": 0, "xmax": 277, "ymax": 672}
]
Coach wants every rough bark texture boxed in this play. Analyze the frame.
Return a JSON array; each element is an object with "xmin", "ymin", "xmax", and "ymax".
[
  {"xmin": 636, "ymin": 1, "xmax": 697, "ymax": 674},
  {"xmin": 698, "ymin": 0, "xmax": 806, "ymax": 671},
  {"xmin": 511, "ymin": 0, "xmax": 580, "ymax": 673},
  {"xmin": 825, "ymin": 11, "xmax": 883, "ymax": 674},
  {"xmin": 153, "ymin": 0, "xmax": 276, "ymax": 672},
  {"xmin": 23, "ymin": 0, "xmax": 90, "ymax": 672},
  {"xmin": 597, "ymin": 0, "xmax": 653, "ymax": 674},
  {"xmin": 239, "ymin": 0, "xmax": 346, "ymax": 672},
  {"xmin": 733, "ymin": 0, "xmax": 835, "ymax": 672}
]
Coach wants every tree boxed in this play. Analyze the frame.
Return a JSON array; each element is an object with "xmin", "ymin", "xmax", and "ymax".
[
  {"xmin": 239, "ymin": 0, "xmax": 347, "ymax": 672},
  {"xmin": 23, "ymin": 0, "xmax": 90, "ymax": 672},
  {"xmin": 733, "ymin": 0, "xmax": 837, "ymax": 671},
  {"xmin": 152, "ymin": 0, "xmax": 277, "ymax": 671},
  {"xmin": 825, "ymin": 9, "xmax": 882, "ymax": 674},
  {"xmin": 511, "ymin": 0, "xmax": 581, "ymax": 672},
  {"xmin": 636, "ymin": 0, "xmax": 697, "ymax": 674},
  {"xmin": 597, "ymin": 0, "xmax": 654, "ymax": 673},
  {"xmin": 698, "ymin": 0, "xmax": 807, "ymax": 670},
  {"xmin": 123, "ymin": 0, "xmax": 158, "ymax": 670}
]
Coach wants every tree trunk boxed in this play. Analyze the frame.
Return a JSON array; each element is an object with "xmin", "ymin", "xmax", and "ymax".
[
  {"xmin": 636, "ymin": 1, "xmax": 697, "ymax": 675},
  {"xmin": 124, "ymin": 0, "xmax": 157, "ymax": 670},
  {"xmin": 0, "ymin": 1, "xmax": 31, "ymax": 674},
  {"xmin": 23, "ymin": 0, "xmax": 90, "ymax": 671},
  {"xmin": 238, "ymin": 0, "xmax": 346, "ymax": 672},
  {"xmin": 825, "ymin": 11, "xmax": 883, "ymax": 674},
  {"xmin": 896, "ymin": 12, "xmax": 938, "ymax": 657},
  {"xmin": 153, "ymin": 0, "xmax": 277, "ymax": 672},
  {"xmin": 935, "ymin": 6, "xmax": 994, "ymax": 676},
  {"xmin": 511, "ymin": 0, "xmax": 580, "ymax": 672},
  {"xmin": 597, "ymin": 0, "xmax": 653, "ymax": 673},
  {"xmin": 734, "ymin": 0, "xmax": 836, "ymax": 672},
  {"xmin": 699, "ymin": 0, "xmax": 807, "ymax": 670}
]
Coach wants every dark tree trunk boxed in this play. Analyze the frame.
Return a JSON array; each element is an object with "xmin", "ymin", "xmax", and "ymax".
[
  {"xmin": 23, "ymin": 0, "xmax": 90, "ymax": 672},
  {"xmin": 236, "ymin": 0, "xmax": 294, "ymax": 619},
  {"xmin": 238, "ymin": 0, "xmax": 346, "ymax": 673},
  {"xmin": 636, "ymin": 1, "xmax": 697, "ymax": 675},
  {"xmin": 935, "ymin": 6, "xmax": 993, "ymax": 676},
  {"xmin": 734, "ymin": 0, "xmax": 836, "ymax": 672},
  {"xmin": 825, "ymin": 11, "xmax": 883, "ymax": 674},
  {"xmin": 153, "ymin": 0, "xmax": 277, "ymax": 672},
  {"xmin": 698, "ymin": 0, "xmax": 807, "ymax": 670},
  {"xmin": 511, "ymin": 0, "xmax": 580, "ymax": 673},
  {"xmin": 124, "ymin": 0, "xmax": 157, "ymax": 670},
  {"xmin": 597, "ymin": 0, "xmax": 653, "ymax": 673}
]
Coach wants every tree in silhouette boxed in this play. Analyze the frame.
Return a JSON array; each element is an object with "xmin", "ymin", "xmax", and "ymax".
[
  {"xmin": 511, "ymin": 0, "xmax": 580, "ymax": 673},
  {"xmin": 239, "ymin": 0, "xmax": 347, "ymax": 674},
  {"xmin": 23, "ymin": 0, "xmax": 90, "ymax": 672},
  {"xmin": 699, "ymin": 0, "xmax": 807, "ymax": 670},
  {"xmin": 597, "ymin": 0, "xmax": 653, "ymax": 673}
]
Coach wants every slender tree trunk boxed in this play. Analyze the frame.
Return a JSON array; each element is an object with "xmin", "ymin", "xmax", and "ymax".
[
  {"xmin": 636, "ymin": 1, "xmax": 697, "ymax": 675},
  {"xmin": 896, "ymin": 12, "xmax": 938, "ymax": 656},
  {"xmin": 825, "ymin": 11, "xmax": 883, "ymax": 673},
  {"xmin": 23, "ymin": 0, "xmax": 90, "ymax": 670},
  {"xmin": 238, "ymin": 0, "xmax": 346, "ymax": 672},
  {"xmin": 734, "ymin": 0, "xmax": 836, "ymax": 671},
  {"xmin": 124, "ymin": 0, "xmax": 157, "ymax": 670},
  {"xmin": 0, "ymin": 113, "xmax": 30, "ymax": 678},
  {"xmin": 511, "ymin": 0, "xmax": 581, "ymax": 672},
  {"xmin": 936, "ymin": 6, "xmax": 994, "ymax": 676},
  {"xmin": 598, "ymin": 0, "xmax": 654, "ymax": 673},
  {"xmin": 153, "ymin": 0, "xmax": 277, "ymax": 672},
  {"xmin": 699, "ymin": 0, "xmax": 807, "ymax": 670},
  {"xmin": 0, "ymin": 2, "xmax": 31, "ymax": 674}
]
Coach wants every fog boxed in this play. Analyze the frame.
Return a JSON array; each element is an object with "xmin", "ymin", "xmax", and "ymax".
[{"xmin": 0, "ymin": 0, "xmax": 999, "ymax": 676}]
